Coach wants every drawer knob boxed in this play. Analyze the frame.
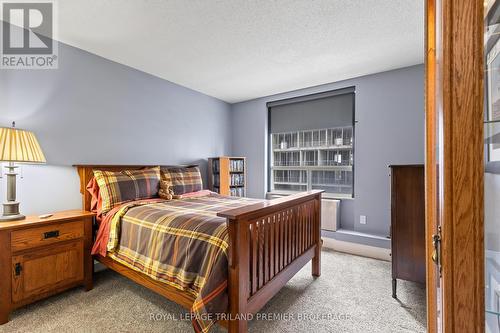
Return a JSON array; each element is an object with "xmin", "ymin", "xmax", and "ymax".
[{"xmin": 43, "ymin": 230, "xmax": 60, "ymax": 239}]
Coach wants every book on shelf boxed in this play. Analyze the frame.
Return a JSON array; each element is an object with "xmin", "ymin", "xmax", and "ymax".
[
  {"xmin": 230, "ymin": 187, "xmax": 245, "ymax": 197},
  {"xmin": 229, "ymin": 159, "xmax": 244, "ymax": 172},
  {"xmin": 230, "ymin": 173, "xmax": 245, "ymax": 186},
  {"xmin": 212, "ymin": 159, "xmax": 220, "ymax": 173}
]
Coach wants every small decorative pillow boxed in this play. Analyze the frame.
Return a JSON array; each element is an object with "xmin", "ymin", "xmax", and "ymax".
[
  {"xmin": 160, "ymin": 166, "xmax": 203, "ymax": 195},
  {"xmin": 93, "ymin": 166, "xmax": 161, "ymax": 214},
  {"xmin": 158, "ymin": 180, "xmax": 174, "ymax": 200}
]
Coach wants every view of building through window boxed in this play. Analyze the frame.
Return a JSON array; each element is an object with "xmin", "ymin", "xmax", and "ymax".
[{"xmin": 268, "ymin": 89, "xmax": 355, "ymax": 197}]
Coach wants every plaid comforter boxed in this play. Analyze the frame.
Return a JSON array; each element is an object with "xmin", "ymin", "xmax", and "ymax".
[{"xmin": 104, "ymin": 193, "xmax": 260, "ymax": 332}]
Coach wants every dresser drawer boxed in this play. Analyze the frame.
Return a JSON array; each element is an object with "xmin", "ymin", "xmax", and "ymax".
[{"xmin": 11, "ymin": 221, "xmax": 84, "ymax": 252}]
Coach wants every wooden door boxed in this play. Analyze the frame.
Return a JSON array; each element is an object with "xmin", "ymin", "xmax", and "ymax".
[
  {"xmin": 425, "ymin": 0, "xmax": 485, "ymax": 332},
  {"xmin": 12, "ymin": 240, "xmax": 84, "ymax": 303}
]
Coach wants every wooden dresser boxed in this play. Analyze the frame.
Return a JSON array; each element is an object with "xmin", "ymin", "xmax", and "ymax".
[
  {"xmin": 389, "ymin": 165, "xmax": 425, "ymax": 298},
  {"xmin": 0, "ymin": 210, "xmax": 94, "ymax": 324}
]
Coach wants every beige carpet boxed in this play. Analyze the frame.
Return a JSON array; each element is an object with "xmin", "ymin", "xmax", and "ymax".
[{"xmin": 1, "ymin": 250, "xmax": 426, "ymax": 333}]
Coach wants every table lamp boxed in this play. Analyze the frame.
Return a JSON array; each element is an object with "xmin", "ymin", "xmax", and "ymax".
[{"xmin": 0, "ymin": 122, "xmax": 46, "ymax": 221}]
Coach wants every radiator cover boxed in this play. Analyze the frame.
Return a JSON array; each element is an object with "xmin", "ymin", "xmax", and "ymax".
[{"xmin": 267, "ymin": 193, "xmax": 340, "ymax": 231}]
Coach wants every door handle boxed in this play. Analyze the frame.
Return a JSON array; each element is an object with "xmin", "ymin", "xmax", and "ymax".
[
  {"xmin": 432, "ymin": 227, "xmax": 442, "ymax": 276},
  {"xmin": 431, "ymin": 234, "xmax": 440, "ymax": 263}
]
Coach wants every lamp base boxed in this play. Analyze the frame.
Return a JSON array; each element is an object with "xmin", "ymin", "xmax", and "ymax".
[
  {"xmin": 1, "ymin": 163, "xmax": 26, "ymax": 222},
  {"xmin": 0, "ymin": 213, "xmax": 25, "ymax": 222},
  {"xmin": 0, "ymin": 201, "xmax": 25, "ymax": 222}
]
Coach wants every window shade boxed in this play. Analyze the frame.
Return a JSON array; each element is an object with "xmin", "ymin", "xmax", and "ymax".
[{"xmin": 269, "ymin": 89, "xmax": 355, "ymax": 133}]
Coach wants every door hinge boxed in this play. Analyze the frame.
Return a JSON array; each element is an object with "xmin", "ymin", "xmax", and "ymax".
[
  {"xmin": 431, "ymin": 226, "xmax": 442, "ymax": 277},
  {"xmin": 14, "ymin": 262, "xmax": 22, "ymax": 276}
]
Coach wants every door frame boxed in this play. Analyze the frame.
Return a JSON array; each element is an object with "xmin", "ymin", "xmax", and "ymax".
[{"xmin": 425, "ymin": 0, "xmax": 485, "ymax": 332}]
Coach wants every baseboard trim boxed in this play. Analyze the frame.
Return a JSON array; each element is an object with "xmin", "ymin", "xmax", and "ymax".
[{"xmin": 322, "ymin": 237, "xmax": 391, "ymax": 261}]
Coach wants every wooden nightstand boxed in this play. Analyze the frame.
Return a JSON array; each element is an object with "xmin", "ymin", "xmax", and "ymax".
[{"xmin": 0, "ymin": 210, "xmax": 95, "ymax": 324}]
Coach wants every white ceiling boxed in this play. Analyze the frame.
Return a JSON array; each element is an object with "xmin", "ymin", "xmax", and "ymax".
[{"xmin": 54, "ymin": 0, "xmax": 423, "ymax": 103}]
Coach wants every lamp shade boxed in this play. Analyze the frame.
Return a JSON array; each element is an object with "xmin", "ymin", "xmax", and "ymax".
[{"xmin": 0, "ymin": 127, "xmax": 46, "ymax": 163}]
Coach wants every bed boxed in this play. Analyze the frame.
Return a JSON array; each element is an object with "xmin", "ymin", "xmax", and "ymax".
[{"xmin": 76, "ymin": 165, "xmax": 322, "ymax": 333}]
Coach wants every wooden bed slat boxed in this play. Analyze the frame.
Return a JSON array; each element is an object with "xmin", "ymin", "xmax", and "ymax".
[
  {"xmin": 258, "ymin": 220, "xmax": 264, "ymax": 289},
  {"xmin": 264, "ymin": 218, "xmax": 269, "ymax": 284},
  {"xmin": 269, "ymin": 216, "xmax": 276, "ymax": 279},
  {"xmin": 275, "ymin": 215, "xmax": 279, "ymax": 274},
  {"xmin": 251, "ymin": 224, "xmax": 258, "ymax": 296}
]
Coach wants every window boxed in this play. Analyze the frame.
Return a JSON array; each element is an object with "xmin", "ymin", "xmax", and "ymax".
[{"xmin": 268, "ymin": 87, "xmax": 355, "ymax": 197}]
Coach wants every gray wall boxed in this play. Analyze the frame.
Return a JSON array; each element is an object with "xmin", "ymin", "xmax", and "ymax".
[
  {"xmin": 0, "ymin": 41, "xmax": 232, "ymax": 215},
  {"xmin": 231, "ymin": 65, "xmax": 424, "ymax": 237}
]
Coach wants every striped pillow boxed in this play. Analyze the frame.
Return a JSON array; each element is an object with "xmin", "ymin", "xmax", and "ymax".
[
  {"xmin": 93, "ymin": 167, "xmax": 161, "ymax": 214},
  {"xmin": 160, "ymin": 166, "xmax": 203, "ymax": 195}
]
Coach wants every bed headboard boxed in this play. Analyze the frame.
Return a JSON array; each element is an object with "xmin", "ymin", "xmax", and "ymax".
[{"xmin": 74, "ymin": 164, "xmax": 198, "ymax": 212}]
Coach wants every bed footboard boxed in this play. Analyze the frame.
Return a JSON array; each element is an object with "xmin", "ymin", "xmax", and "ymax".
[{"xmin": 218, "ymin": 190, "xmax": 323, "ymax": 333}]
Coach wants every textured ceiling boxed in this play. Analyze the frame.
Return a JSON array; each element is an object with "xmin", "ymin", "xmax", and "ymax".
[{"xmin": 54, "ymin": 0, "xmax": 423, "ymax": 103}]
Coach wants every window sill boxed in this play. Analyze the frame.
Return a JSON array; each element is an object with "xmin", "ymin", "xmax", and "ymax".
[{"xmin": 267, "ymin": 191, "xmax": 354, "ymax": 200}]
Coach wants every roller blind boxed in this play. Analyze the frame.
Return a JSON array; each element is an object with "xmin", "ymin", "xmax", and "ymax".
[{"xmin": 268, "ymin": 87, "xmax": 355, "ymax": 133}]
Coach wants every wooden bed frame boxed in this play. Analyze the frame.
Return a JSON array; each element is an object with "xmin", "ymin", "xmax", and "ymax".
[{"xmin": 76, "ymin": 165, "xmax": 322, "ymax": 333}]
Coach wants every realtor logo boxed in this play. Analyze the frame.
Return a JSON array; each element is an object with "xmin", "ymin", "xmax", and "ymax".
[{"xmin": 1, "ymin": 1, "xmax": 58, "ymax": 69}]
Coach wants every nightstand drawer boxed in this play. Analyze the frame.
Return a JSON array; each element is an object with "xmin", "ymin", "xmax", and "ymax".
[{"xmin": 11, "ymin": 221, "xmax": 84, "ymax": 252}]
